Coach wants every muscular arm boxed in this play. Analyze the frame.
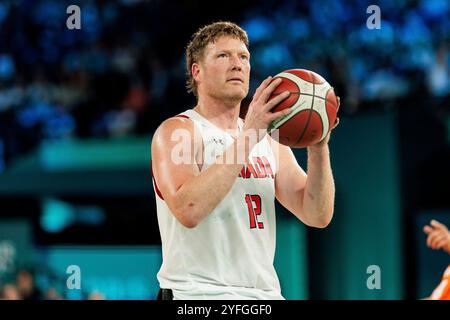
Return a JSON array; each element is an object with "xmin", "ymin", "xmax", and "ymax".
[
  {"xmin": 152, "ymin": 118, "xmax": 256, "ymax": 228},
  {"xmin": 273, "ymin": 143, "xmax": 335, "ymax": 228},
  {"xmin": 272, "ymin": 139, "xmax": 335, "ymax": 228},
  {"xmin": 302, "ymin": 144, "xmax": 335, "ymax": 227}
]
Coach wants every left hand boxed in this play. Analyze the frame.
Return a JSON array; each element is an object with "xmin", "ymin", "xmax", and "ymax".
[
  {"xmin": 424, "ymin": 219, "xmax": 450, "ymax": 253},
  {"xmin": 309, "ymin": 96, "xmax": 340, "ymax": 150}
]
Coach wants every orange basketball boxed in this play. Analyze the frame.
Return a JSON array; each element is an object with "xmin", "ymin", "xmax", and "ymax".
[{"xmin": 267, "ymin": 69, "xmax": 339, "ymax": 148}]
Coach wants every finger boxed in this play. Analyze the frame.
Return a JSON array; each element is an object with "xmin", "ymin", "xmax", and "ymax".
[
  {"xmin": 427, "ymin": 233, "xmax": 438, "ymax": 247},
  {"xmin": 431, "ymin": 235, "xmax": 447, "ymax": 249},
  {"xmin": 269, "ymin": 107, "xmax": 293, "ymax": 121},
  {"xmin": 434, "ymin": 238, "xmax": 449, "ymax": 250},
  {"xmin": 431, "ymin": 220, "xmax": 447, "ymax": 231},
  {"xmin": 428, "ymin": 231, "xmax": 443, "ymax": 247},
  {"xmin": 253, "ymin": 76, "xmax": 273, "ymax": 102},
  {"xmin": 253, "ymin": 78, "xmax": 269, "ymax": 102},
  {"xmin": 265, "ymin": 90, "xmax": 290, "ymax": 111},
  {"xmin": 424, "ymin": 225, "xmax": 433, "ymax": 234},
  {"xmin": 429, "ymin": 233, "xmax": 445, "ymax": 249},
  {"xmin": 253, "ymin": 76, "xmax": 272, "ymax": 102},
  {"xmin": 258, "ymin": 78, "xmax": 283, "ymax": 103},
  {"xmin": 331, "ymin": 117, "xmax": 340, "ymax": 130}
]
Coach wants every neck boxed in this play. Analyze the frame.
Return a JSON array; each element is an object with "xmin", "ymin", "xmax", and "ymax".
[{"xmin": 194, "ymin": 94, "xmax": 241, "ymax": 131}]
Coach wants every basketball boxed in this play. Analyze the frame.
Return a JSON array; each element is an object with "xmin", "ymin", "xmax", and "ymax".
[{"xmin": 267, "ymin": 69, "xmax": 339, "ymax": 148}]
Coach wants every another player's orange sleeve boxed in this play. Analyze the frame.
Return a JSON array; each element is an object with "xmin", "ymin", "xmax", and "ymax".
[{"xmin": 430, "ymin": 265, "xmax": 450, "ymax": 300}]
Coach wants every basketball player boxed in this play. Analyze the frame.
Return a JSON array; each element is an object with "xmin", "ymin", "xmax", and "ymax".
[
  {"xmin": 151, "ymin": 21, "xmax": 339, "ymax": 300},
  {"xmin": 423, "ymin": 220, "xmax": 450, "ymax": 300}
]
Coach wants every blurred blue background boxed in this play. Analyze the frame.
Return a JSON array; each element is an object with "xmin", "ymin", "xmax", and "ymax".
[{"xmin": 0, "ymin": 0, "xmax": 449, "ymax": 300}]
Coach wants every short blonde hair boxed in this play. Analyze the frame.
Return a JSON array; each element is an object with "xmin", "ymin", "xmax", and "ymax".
[{"xmin": 185, "ymin": 21, "xmax": 249, "ymax": 97}]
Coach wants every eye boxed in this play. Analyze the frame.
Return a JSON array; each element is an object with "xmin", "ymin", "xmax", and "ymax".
[
  {"xmin": 240, "ymin": 55, "xmax": 249, "ymax": 61},
  {"xmin": 218, "ymin": 53, "xmax": 227, "ymax": 58}
]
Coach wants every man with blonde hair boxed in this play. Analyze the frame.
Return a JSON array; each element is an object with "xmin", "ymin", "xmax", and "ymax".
[{"xmin": 152, "ymin": 21, "xmax": 339, "ymax": 300}]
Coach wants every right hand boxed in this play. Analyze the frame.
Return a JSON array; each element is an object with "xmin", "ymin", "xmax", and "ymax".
[
  {"xmin": 423, "ymin": 219, "xmax": 450, "ymax": 254},
  {"xmin": 243, "ymin": 77, "xmax": 292, "ymax": 141}
]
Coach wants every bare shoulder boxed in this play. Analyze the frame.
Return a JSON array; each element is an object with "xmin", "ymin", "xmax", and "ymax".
[
  {"xmin": 151, "ymin": 115, "xmax": 204, "ymax": 170},
  {"xmin": 152, "ymin": 116, "xmax": 197, "ymax": 152},
  {"xmin": 153, "ymin": 116, "xmax": 194, "ymax": 142}
]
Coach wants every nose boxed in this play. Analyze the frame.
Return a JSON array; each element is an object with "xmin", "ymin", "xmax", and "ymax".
[{"xmin": 230, "ymin": 54, "xmax": 243, "ymax": 71}]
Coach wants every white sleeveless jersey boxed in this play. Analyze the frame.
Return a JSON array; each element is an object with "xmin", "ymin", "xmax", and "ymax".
[{"xmin": 153, "ymin": 109, "xmax": 284, "ymax": 300}]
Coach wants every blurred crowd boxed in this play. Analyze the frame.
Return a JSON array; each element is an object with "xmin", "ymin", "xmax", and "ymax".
[
  {"xmin": 244, "ymin": 0, "xmax": 450, "ymax": 111},
  {"xmin": 0, "ymin": 268, "xmax": 105, "ymax": 300},
  {"xmin": 1, "ymin": 270, "xmax": 44, "ymax": 300},
  {"xmin": 0, "ymin": 0, "xmax": 448, "ymax": 168}
]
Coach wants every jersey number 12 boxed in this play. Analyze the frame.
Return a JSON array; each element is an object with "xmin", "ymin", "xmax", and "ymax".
[{"xmin": 245, "ymin": 194, "xmax": 264, "ymax": 229}]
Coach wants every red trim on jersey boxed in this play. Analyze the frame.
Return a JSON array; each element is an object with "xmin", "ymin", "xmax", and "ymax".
[
  {"xmin": 175, "ymin": 114, "xmax": 190, "ymax": 119},
  {"xmin": 150, "ymin": 160, "xmax": 164, "ymax": 200}
]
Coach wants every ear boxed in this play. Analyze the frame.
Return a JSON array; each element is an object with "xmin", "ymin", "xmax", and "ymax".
[{"xmin": 192, "ymin": 63, "xmax": 201, "ymax": 82}]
